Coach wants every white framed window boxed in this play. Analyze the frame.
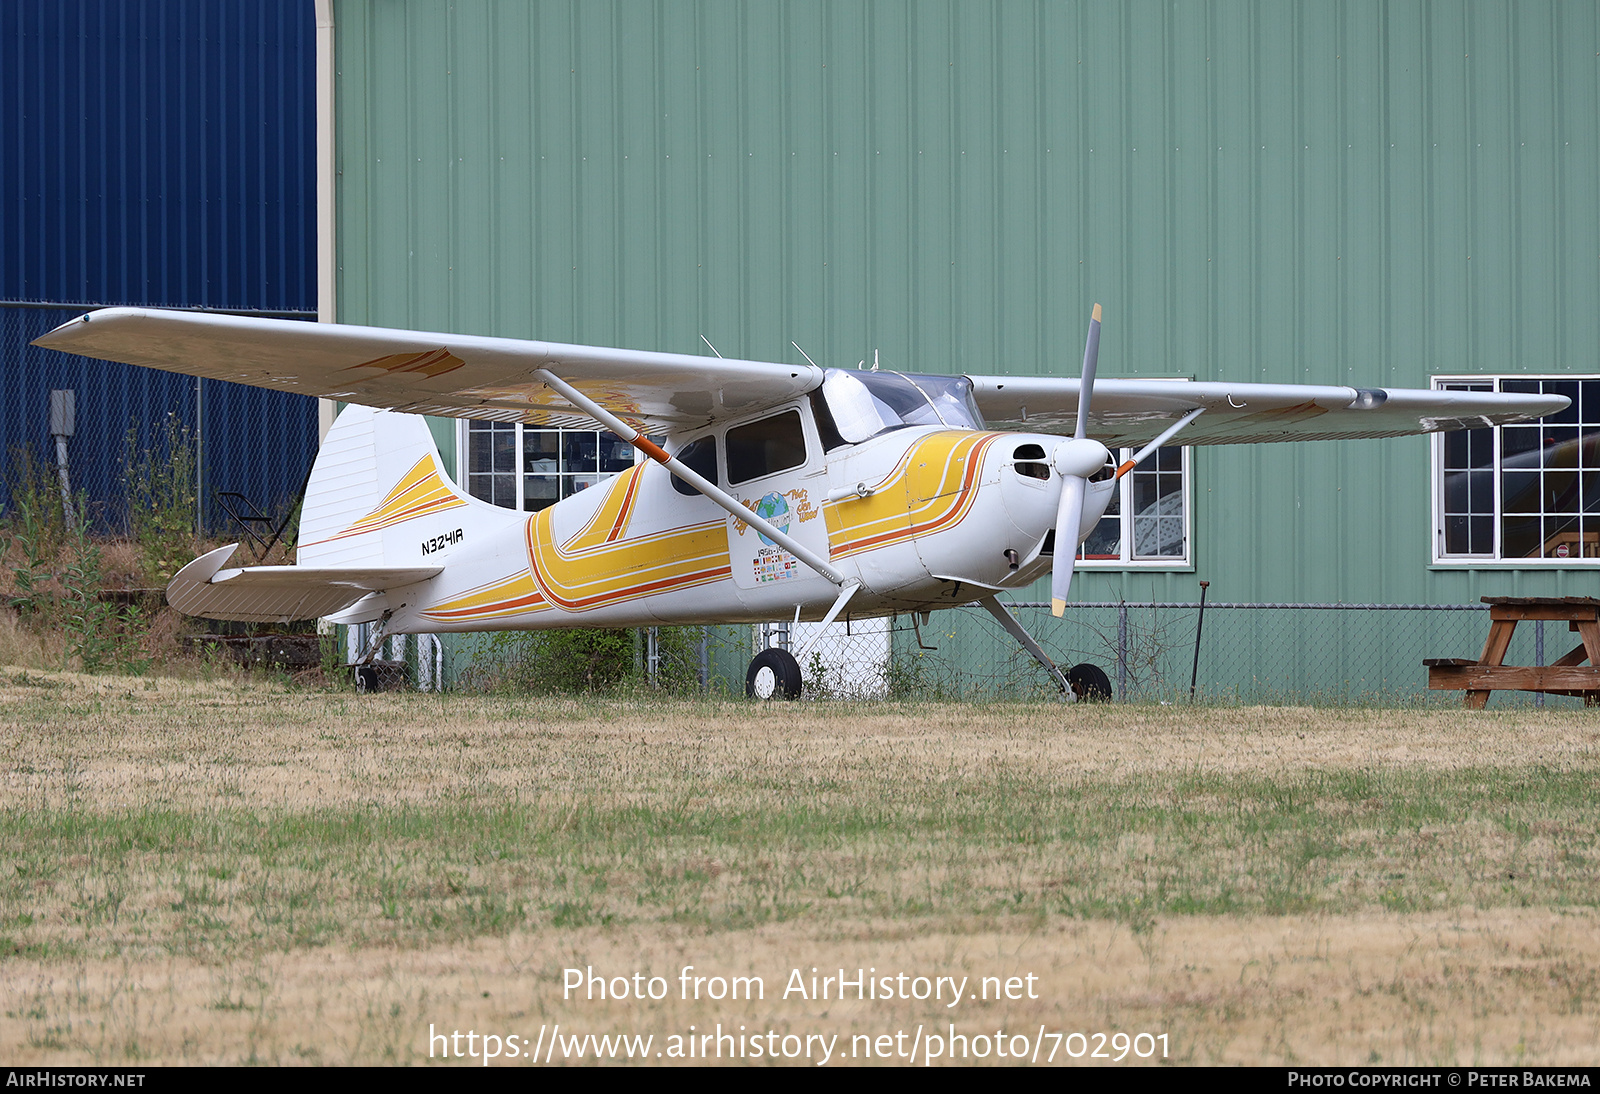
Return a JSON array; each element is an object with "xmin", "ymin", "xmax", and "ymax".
[
  {"xmin": 1076, "ymin": 445, "xmax": 1192, "ymax": 568},
  {"xmin": 1432, "ymin": 376, "xmax": 1600, "ymax": 565},
  {"xmin": 459, "ymin": 421, "xmax": 637, "ymax": 511}
]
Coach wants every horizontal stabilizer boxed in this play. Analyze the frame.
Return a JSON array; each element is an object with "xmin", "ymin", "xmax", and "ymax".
[{"xmin": 167, "ymin": 544, "xmax": 441, "ymax": 623}]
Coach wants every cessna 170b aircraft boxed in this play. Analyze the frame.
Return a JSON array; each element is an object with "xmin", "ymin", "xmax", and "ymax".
[{"xmin": 36, "ymin": 306, "xmax": 1564, "ymax": 699}]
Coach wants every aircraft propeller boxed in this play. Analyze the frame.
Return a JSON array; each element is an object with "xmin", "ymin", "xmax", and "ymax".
[{"xmin": 1050, "ymin": 305, "xmax": 1111, "ymax": 617}]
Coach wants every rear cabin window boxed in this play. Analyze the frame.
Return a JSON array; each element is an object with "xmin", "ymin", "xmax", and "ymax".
[
  {"xmin": 669, "ymin": 435, "xmax": 719, "ymax": 496},
  {"xmin": 726, "ymin": 410, "xmax": 808, "ymax": 485}
]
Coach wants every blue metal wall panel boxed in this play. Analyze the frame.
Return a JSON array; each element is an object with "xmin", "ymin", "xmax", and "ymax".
[
  {"xmin": 0, "ymin": 0, "xmax": 318, "ymax": 532},
  {"xmin": 0, "ymin": 0, "xmax": 315, "ymax": 310}
]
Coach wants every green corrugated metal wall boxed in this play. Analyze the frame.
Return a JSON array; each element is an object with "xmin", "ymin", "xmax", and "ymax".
[{"xmin": 333, "ymin": 0, "xmax": 1600, "ymax": 692}]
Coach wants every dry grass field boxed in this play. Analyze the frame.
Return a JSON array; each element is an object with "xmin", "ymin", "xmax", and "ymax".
[{"xmin": 2, "ymin": 667, "xmax": 1599, "ymax": 1066}]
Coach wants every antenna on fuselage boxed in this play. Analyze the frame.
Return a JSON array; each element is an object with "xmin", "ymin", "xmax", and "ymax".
[
  {"xmin": 871, "ymin": 349, "xmax": 880, "ymax": 371},
  {"xmin": 700, "ymin": 334, "xmax": 724, "ymax": 359},
  {"xmin": 791, "ymin": 341, "xmax": 820, "ymax": 370}
]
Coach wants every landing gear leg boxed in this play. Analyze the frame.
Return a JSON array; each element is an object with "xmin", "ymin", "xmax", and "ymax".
[
  {"xmin": 746, "ymin": 647, "xmax": 803, "ymax": 700},
  {"xmin": 978, "ymin": 595, "xmax": 1075, "ymax": 700}
]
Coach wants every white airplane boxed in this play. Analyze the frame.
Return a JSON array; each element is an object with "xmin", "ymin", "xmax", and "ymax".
[{"xmin": 35, "ymin": 305, "xmax": 1564, "ymax": 700}]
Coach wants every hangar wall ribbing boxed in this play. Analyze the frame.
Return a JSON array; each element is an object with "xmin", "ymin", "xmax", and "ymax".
[{"xmin": 332, "ymin": 0, "xmax": 1600, "ymax": 617}]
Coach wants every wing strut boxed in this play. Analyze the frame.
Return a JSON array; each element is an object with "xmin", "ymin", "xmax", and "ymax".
[
  {"xmin": 1113, "ymin": 407, "xmax": 1206, "ymax": 479},
  {"xmin": 530, "ymin": 367, "xmax": 852, "ymax": 588}
]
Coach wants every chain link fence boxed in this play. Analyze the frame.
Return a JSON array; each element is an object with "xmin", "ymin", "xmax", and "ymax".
[
  {"xmin": 2, "ymin": 303, "xmax": 319, "ymax": 546},
  {"xmin": 370, "ymin": 601, "xmax": 1578, "ymax": 708},
  {"xmin": 641, "ymin": 601, "xmax": 1576, "ymax": 708}
]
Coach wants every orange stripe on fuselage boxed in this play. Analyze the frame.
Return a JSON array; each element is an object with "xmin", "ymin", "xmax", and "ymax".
[{"xmin": 420, "ymin": 571, "xmax": 548, "ymax": 623}]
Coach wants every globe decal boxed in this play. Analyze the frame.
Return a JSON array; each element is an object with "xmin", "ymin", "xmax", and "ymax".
[{"xmin": 754, "ymin": 492, "xmax": 790, "ymax": 547}]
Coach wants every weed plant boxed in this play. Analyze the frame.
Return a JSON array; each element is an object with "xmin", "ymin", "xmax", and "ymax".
[
  {"xmin": 0, "ymin": 446, "xmax": 156, "ymax": 674},
  {"xmin": 461, "ymin": 626, "xmax": 704, "ymax": 693},
  {"xmin": 121, "ymin": 416, "xmax": 198, "ymax": 584}
]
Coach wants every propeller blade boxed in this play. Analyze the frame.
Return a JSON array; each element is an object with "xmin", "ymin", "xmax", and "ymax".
[
  {"xmin": 1051, "ymin": 474, "xmax": 1085, "ymax": 617},
  {"xmin": 1057, "ymin": 305, "xmax": 1104, "ymax": 617},
  {"xmin": 1075, "ymin": 302, "xmax": 1102, "ymax": 440}
]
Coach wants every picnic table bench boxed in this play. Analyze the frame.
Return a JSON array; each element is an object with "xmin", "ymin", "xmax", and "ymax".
[{"xmin": 1426, "ymin": 596, "xmax": 1600, "ymax": 708}]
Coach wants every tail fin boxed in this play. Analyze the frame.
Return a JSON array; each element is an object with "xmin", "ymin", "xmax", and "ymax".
[{"xmin": 297, "ymin": 405, "xmax": 518, "ymax": 568}]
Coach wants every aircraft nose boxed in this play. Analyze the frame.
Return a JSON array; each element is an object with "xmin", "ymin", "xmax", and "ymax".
[{"xmin": 993, "ymin": 434, "xmax": 1069, "ymax": 541}]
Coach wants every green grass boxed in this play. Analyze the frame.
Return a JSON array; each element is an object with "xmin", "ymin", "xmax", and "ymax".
[{"xmin": 4, "ymin": 764, "xmax": 1598, "ymax": 961}]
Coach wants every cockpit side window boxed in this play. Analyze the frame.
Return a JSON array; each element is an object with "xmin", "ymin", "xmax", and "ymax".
[
  {"xmin": 810, "ymin": 389, "xmax": 849, "ymax": 452},
  {"xmin": 669, "ymin": 434, "xmax": 718, "ymax": 496},
  {"xmin": 911, "ymin": 374, "xmax": 986, "ymax": 431},
  {"xmin": 726, "ymin": 410, "xmax": 808, "ymax": 485}
]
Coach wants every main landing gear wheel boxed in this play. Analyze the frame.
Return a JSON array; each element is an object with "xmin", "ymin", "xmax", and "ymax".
[
  {"xmin": 1066, "ymin": 662, "xmax": 1113, "ymax": 702},
  {"xmin": 746, "ymin": 648, "xmax": 803, "ymax": 700}
]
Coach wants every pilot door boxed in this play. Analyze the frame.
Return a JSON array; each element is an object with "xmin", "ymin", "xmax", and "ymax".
[{"xmin": 722, "ymin": 407, "xmax": 829, "ymax": 591}]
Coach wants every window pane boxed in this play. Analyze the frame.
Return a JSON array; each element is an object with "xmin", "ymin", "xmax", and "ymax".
[
  {"xmin": 489, "ymin": 472, "xmax": 515, "ymax": 508},
  {"xmin": 1469, "ymin": 515, "xmax": 1491, "ymax": 555},
  {"xmin": 523, "ymin": 430, "xmax": 558, "ymax": 473},
  {"xmin": 1583, "ymin": 383, "xmax": 1600, "ymax": 425},
  {"xmin": 468, "ymin": 422, "xmax": 518, "ymax": 509},
  {"xmin": 1080, "ymin": 486, "xmax": 1122, "ymax": 560},
  {"xmin": 1544, "ymin": 380, "xmax": 1580, "ymax": 425},
  {"xmin": 491, "ymin": 425, "xmax": 515, "ymax": 472},
  {"xmin": 1501, "ymin": 425, "xmax": 1539, "ymax": 459},
  {"xmin": 1131, "ymin": 450, "xmax": 1184, "ymax": 559},
  {"xmin": 1502, "ymin": 513, "xmax": 1541, "ymax": 559},
  {"xmin": 726, "ymin": 410, "xmax": 808, "ymax": 484},
  {"xmin": 1501, "ymin": 470, "xmax": 1540, "ymax": 514},
  {"xmin": 565, "ymin": 475, "xmax": 602, "ymax": 498},
  {"xmin": 562, "ymin": 432, "xmax": 599, "ymax": 474},
  {"xmin": 523, "ymin": 475, "xmax": 559, "ymax": 511},
  {"xmin": 598, "ymin": 432, "xmax": 635, "ymax": 472},
  {"xmin": 1541, "ymin": 515, "xmax": 1588, "ymax": 558},
  {"xmin": 670, "ymin": 436, "xmax": 718, "ymax": 497}
]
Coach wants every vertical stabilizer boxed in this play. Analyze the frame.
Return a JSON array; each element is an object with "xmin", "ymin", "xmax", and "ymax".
[{"xmin": 297, "ymin": 405, "xmax": 515, "ymax": 568}]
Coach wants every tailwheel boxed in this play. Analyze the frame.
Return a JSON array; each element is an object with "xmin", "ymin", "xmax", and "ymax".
[
  {"xmin": 1066, "ymin": 662, "xmax": 1113, "ymax": 702},
  {"xmin": 746, "ymin": 648, "xmax": 803, "ymax": 700}
]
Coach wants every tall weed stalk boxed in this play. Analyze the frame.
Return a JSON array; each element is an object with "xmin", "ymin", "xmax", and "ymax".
[{"xmin": 123, "ymin": 415, "xmax": 198, "ymax": 584}]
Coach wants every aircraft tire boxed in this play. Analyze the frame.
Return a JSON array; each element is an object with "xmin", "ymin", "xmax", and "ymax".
[
  {"xmin": 353, "ymin": 665, "xmax": 381, "ymax": 693},
  {"xmin": 746, "ymin": 648, "xmax": 803, "ymax": 700},
  {"xmin": 1066, "ymin": 662, "xmax": 1113, "ymax": 702}
]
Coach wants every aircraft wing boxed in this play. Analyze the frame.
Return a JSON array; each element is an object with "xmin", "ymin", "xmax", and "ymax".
[
  {"xmin": 967, "ymin": 376, "xmax": 1567, "ymax": 447},
  {"xmin": 167, "ymin": 544, "xmax": 442, "ymax": 624},
  {"xmin": 33, "ymin": 307, "xmax": 823, "ymax": 433}
]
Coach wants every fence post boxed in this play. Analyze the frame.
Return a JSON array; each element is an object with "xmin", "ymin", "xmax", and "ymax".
[
  {"xmin": 1116, "ymin": 601, "xmax": 1128, "ymax": 701},
  {"xmin": 1535, "ymin": 619, "xmax": 1545, "ymax": 709},
  {"xmin": 1190, "ymin": 581, "xmax": 1210, "ymax": 701}
]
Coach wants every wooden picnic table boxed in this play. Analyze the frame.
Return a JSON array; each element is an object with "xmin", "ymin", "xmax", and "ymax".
[{"xmin": 1426, "ymin": 597, "xmax": 1600, "ymax": 708}]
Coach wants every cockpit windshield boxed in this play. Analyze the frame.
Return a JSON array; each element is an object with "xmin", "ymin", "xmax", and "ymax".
[{"xmin": 817, "ymin": 370, "xmax": 985, "ymax": 445}]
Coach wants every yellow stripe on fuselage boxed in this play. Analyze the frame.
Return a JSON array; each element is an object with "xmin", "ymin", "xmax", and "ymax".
[
  {"xmin": 507, "ymin": 468, "xmax": 729, "ymax": 612},
  {"xmin": 824, "ymin": 431, "xmax": 999, "ymax": 558},
  {"xmin": 565, "ymin": 464, "xmax": 645, "ymax": 550}
]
